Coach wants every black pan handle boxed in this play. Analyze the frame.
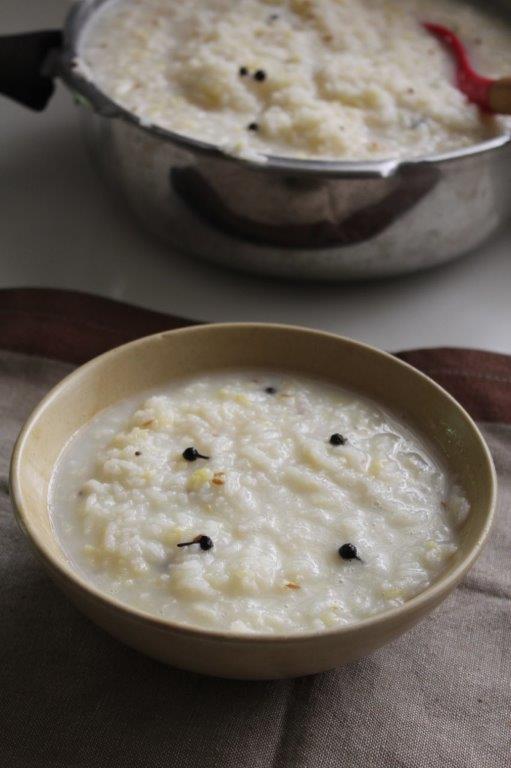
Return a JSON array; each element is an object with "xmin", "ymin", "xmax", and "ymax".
[{"xmin": 0, "ymin": 30, "xmax": 63, "ymax": 111}]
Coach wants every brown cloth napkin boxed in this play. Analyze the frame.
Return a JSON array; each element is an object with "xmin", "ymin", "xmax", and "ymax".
[{"xmin": 0, "ymin": 290, "xmax": 509, "ymax": 768}]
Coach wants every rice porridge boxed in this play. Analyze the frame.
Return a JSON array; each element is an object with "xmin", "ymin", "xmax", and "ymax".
[
  {"xmin": 77, "ymin": 0, "xmax": 511, "ymax": 161},
  {"xmin": 50, "ymin": 370, "xmax": 469, "ymax": 635}
]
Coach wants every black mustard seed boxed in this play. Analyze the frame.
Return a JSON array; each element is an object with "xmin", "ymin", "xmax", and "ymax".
[
  {"xmin": 247, "ymin": 122, "xmax": 259, "ymax": 131},
  {"xmin": 239, "ymin": 66, "xmax": 248, "ymax": 76},
  {"xmin": 265, "ymin": 386, "xmax": 277, "ymax": 394},
  {"xmin": 254, "ymin": 69, "xmax": 267, "ymax": 82},
  {"xmin": 178, "ymin": 535, "xmax": 214, "ymax": 551},
  {"xmin": 338, "ymin": 543, "xmax": 361, "ymax": 561},
  {"xmin": 329, "ymin": 433, "xmax": 347, "ymax": 446},
  {"xmin": 183, "ymin": 447, "xmax": 210, "ymax": 462}
]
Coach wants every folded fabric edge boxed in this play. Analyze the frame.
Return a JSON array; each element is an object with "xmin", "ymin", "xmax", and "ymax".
[{"xmin": 0, "ymin": 288, "xmax": 509, "ymax": 424}]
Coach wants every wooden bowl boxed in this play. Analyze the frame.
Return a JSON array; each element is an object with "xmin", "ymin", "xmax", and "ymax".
[{"xmin": 10, "ymin": 324, "xmax": 496, "ymax": 679}]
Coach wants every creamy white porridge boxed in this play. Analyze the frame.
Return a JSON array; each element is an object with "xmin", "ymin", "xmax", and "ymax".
[
  {"xmin": 77, "ymin": 0, "xmax": 511, "ymax": 161},
  {"xmin": 50, "ymin": 370, "xmax": 469, "ymax": 635}
]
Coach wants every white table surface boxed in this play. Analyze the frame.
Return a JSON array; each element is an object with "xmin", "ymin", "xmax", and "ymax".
[{"xmin": 2, "ymin": 0, "xmax": 511, "ymax": 353}]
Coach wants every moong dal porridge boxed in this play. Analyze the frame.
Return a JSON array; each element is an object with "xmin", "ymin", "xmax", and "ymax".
[
  {"xmin": 51, "ymin": 371, "xmax": 469, "ymax": 635},
  {"xmin": 77, "ymin": 0, "xmax": 511, "ymax": 161}
]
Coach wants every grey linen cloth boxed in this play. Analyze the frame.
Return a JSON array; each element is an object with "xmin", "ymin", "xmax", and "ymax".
[{"xmin": 0, "ymin": 351, "xmax": 509, "ymax": 768}]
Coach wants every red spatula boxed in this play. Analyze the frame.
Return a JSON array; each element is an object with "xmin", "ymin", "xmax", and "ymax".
[{"xmin": 424, "ymin": 22, "xmax": 511, "ymax": 113}]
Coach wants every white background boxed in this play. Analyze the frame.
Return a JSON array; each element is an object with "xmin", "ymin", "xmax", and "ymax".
[{"xmin": 2, "ymin": 0, "xmax": 511, "ymax": 352}]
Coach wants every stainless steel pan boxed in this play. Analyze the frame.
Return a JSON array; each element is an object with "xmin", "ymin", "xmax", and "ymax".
[{"xmin": 2, "ymin": 0, "xmax": 510, "ymax": 280}]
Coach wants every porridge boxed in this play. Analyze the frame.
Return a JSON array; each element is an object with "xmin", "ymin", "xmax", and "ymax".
[
  {"xmin": 50, "ymin": 370, "xmax": 469, "ymax": 635},
  {"xmin": 77, "ymin": 0, "xmax": 511, "ymax": 161}
]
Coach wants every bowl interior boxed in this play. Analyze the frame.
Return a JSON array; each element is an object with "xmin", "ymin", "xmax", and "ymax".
[{"xmin": 12, "ymin": 324, "xmax": 495, "ymax": 614}]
